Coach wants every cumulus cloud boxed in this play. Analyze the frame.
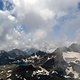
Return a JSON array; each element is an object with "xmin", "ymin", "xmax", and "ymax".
[{"xmin": 0, "ymin": 0, "xmax": 80, "ymax": 52}]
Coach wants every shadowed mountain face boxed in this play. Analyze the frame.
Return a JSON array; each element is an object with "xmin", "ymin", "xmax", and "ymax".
[
  {"xmin": 0, "ymin": 50, "xmax": 11, "ymax": 65},
  {"xmin": 69, "ymin": 43, "xmax": 80, "ymax": 52},
  {"xmin": 0, "ymin": 43, "xmax": 80, "ymax": 80},
  {"xmin": 31, "ymin": 50, "xmax": 47, "ymax": 57},
  {"xmin": 8, "ymin": 49, "xmax": 29, "ymax": 57},
  {"xmin": 0, "ymin": 49, "xmax": 29, "ymax": 65}
]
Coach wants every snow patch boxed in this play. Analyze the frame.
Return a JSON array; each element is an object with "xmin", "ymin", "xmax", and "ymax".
[{"xmin": 63, "ymin": 51, "xmax": 80, "ymax": 63}]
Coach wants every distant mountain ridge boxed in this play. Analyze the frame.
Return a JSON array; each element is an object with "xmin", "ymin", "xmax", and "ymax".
[{"xmin": 0, "ymin": 43, "xmax": 80, "ymax": 65}]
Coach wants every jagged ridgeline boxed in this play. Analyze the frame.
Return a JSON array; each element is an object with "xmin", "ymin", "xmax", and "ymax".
[{"xmin": 0, "ymin": 43, "xmax": 80, "ymax": 80}]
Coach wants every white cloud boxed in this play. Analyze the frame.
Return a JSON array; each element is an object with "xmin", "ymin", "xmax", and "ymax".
[
  {"xmin": 39, "ymin": 8, "xmax": 55, "ymax": 20},
  {"xmin": 32, "ymin": 29, "xmax": 47, "ymax": 41},
  {"xmin": 0, "ymin": 0, "xmax": 80, "ymax": 51}
]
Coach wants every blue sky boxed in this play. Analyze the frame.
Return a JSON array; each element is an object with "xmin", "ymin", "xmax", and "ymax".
[
  {"xmin": 0, "ymin": 0, "xmax": 4, "ymax": 10},
  {"xmin": 52, "ymin": 10, "xmax": 78, "ymax": 40},
  {"xmin": 0, "ymin": 0, "xmax": 80, "ymax": 51}
]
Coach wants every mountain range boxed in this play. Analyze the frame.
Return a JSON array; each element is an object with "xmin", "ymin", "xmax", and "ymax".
[{"xmin": 0, "ymin": 43, "xmax": 80, "ymax": 80}]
